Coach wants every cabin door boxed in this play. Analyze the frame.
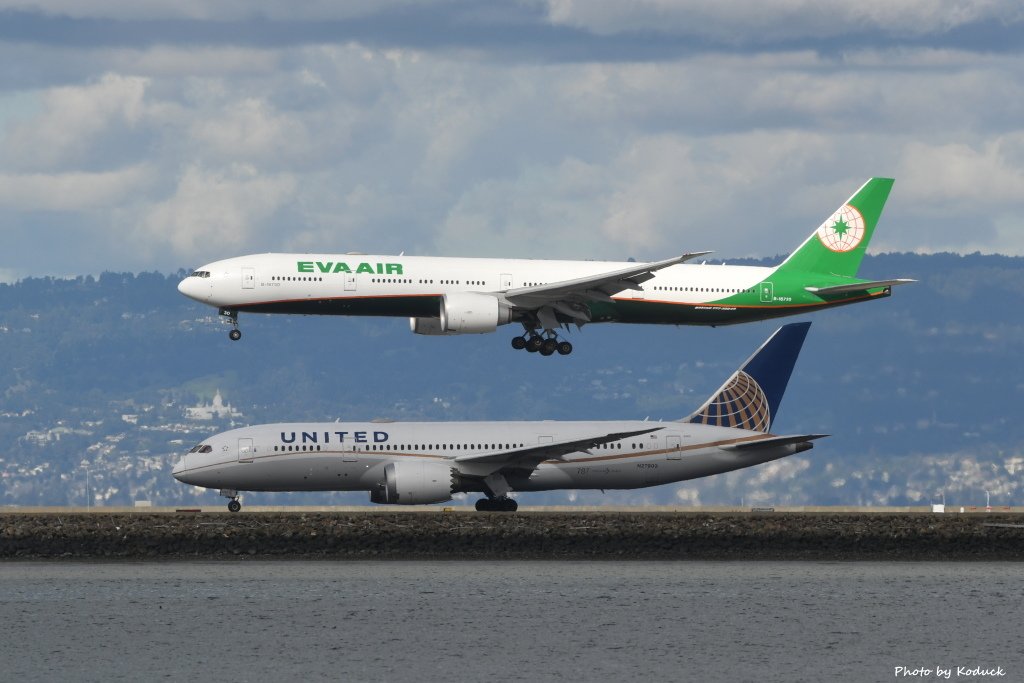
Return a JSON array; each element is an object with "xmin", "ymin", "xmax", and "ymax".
[
  {"xmin": 666, "ymin": 435, "xmax": 681, "ymax": 460},
  {"xmin": 237, "ymin": 438, "xmax": 254, "ymax": 463},
  {"xmin": 759, "ymin": 282, "xmax": 773, "ymax": 303},
  {"xmin": 344, "ymin": 273, "xmax": 357, "ymax": 291},
  {"xmin": 500, "ymin": 273, "xmax": 513, "ymax": 290},
  {"xmin": 242, "ymin": 267, "xmax": 256, "ymax": 289}
]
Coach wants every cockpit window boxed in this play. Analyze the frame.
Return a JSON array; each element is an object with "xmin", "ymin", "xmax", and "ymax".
[
  {"xmin": 188, "ymin": 444, "xmax": 213, "ymax": 453},
  {"xmin": 189, "ymin": 270, "xmax": 211, "ymax": 278}
]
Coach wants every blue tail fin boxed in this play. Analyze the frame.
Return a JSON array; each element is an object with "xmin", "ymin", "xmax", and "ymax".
[{"xmin": 684, "ymin": 322, "xmax": 811, "ymax": 432}]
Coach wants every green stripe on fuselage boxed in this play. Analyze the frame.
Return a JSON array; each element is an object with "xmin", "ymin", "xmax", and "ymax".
[{"xmin": 594, "ymin": 288, "xmax": 891, "ymax": 325}]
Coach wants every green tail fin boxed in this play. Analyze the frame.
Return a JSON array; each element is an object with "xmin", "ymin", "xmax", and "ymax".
[{"xmin": 776, "ymin": 178, "xmax": 894, "ymax": 278}]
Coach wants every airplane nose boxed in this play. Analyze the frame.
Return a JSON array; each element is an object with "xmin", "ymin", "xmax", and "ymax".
[
  {"xmin": 178, "ymin": 275, "xmax": 211, "ymax": 302},
  {"xmin": 172, "ymin": 456, "xmax": 185, "ymax": 478}
]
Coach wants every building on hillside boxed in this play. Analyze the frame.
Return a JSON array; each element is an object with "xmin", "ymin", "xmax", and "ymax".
[{"xmin": 185, "ymin": 390, "xmax": 243, "ymax": 421}]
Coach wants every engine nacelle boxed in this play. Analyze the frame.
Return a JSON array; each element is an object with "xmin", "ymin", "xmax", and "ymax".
[
  {"xmin": 369, "ymin": 461, "xmax": 455, "ymax": 505},
  {"xmin": 439, "ymin": 292, "xmax": 510, "ymax": 334}
]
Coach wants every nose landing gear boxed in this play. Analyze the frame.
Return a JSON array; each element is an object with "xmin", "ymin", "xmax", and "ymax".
[
  {"xmin": 220, "ymin": 489, "xmax": 242, "ymax": 512},
  {"xmin": 220, "ymin": 308, "xmax": 242, "ymax": 341}
]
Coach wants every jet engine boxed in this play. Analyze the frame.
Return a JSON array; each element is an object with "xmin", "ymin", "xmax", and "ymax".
[
  {"xmin": 369, "ymin": 461, "xmax": 456, "ymax": 505},
  {"xmin": 440, "ymin": 292, "xmax": 511, "ymax": 334},
  {"xmin": 409, "ymin": 317, "xmax": 450, "ymax": 335},
  {"xmin": 409, "ymin": 294, "xmax": 512, "ymax": 335}
]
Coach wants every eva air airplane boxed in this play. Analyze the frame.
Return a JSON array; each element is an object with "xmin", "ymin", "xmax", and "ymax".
[
  {"xmin": 179, "ymin": 178, "xmax": 911, "ymax": 356},
  {"xmin": 173, "ymin": 322, "xmax": 821, "ymax": 512}
]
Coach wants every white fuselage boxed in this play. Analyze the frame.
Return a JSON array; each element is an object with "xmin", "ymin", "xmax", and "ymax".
[
  {"xmin": 172, "ymin": 419, "xmax": 805, "ymax": 497},
  {"xmin": 178, "ymin": 253, "xmax": 777, "ymax": 325}
]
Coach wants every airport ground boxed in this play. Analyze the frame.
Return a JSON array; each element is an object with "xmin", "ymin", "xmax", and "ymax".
[{"xmin": 1, "ymin": 507, "xmax": 1022, "ymax": 560}]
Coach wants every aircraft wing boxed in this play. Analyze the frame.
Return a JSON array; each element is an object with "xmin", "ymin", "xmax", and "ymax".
[
  {"xmin": 453, "ymin": 426, "xmax": 664, "ymax": 477},
  {"xmin": 805, "ymin": 279, "xmax": 915, "ymax": 297},
  {"xmin": 718, "ymin": 433, "xmax": 828, "ymax": 451},
  {"xmin": 502, "ymin": 252, "xmax": 711, "ymax": 317}
]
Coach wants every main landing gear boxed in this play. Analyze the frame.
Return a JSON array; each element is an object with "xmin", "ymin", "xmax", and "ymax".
[
  {"xmin": 475, "ymin": 497, "xmax": 518, "ymax": 512},
  {"xmin": 220, "ymin": 308, "xmax": 242, "ymax": 341},
  {"xmin": 511, "ymin": 332, "xmax": 572, "ymax": 356},
  {"xmin": 220, "ymin": 489, "xmax": 242, "ymax": 512}
]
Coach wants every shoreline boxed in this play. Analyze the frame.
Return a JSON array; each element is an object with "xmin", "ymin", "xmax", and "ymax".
[{"xmin": 2, "ymin": 511, "xmax": 1022, "ymax": 560}]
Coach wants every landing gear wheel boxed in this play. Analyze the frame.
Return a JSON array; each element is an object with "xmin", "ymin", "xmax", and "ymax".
[
  {"xmin": 557, "ymin": 341, "xmax": 573, "ymax": 356},
  {"xmin": 227, "ymin": 499, "xmax": 241, "ymax": 513},
  {"xmin": 540, "ymin": 338, "xmax": 558, "ymax": 356},
  {"xmin": 475, "ymin": 497, "xmax": 518, "ymax": 512},
  {"xmin": 228, "ymin": 329, "xmax": 242, "ymax": 341},
  {"xmin": 511, "ymin": 336, "xmax": 527, "ymax": 350},
  {"xmin": 526, "ymin": 336, "xmax": 543, "ymax": 353}
]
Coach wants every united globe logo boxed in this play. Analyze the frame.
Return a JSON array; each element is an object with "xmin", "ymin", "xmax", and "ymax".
[
  {"xmin": 816, "ymin": 204, "xmax": 865, "ymax": 252},
  {"xmin": 687, "ymin": 370, "xmax": 771, "ymax": 433}
]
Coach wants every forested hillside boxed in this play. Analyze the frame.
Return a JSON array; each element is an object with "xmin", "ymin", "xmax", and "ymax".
[{"xmin": 1, "ymin": 253, "xmax": 1021, "ymax": 508}]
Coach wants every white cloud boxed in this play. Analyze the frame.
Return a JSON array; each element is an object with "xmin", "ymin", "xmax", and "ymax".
[
  {"xmin": 0, "ymin": 165, "xmax": 155, "ymax": 210},
  {"xmin": 0, "ymin": 0, "xmax": 449, "ymax": 21},
  {"xmin": 2, "ymin": 73, "xmax": 149, "ymax": 171},
  {"xmin": 188, "ymin": 98, "xmax": 314, "ymax": 165},
  {"xmin": 2, "ymin": 33, "xmax": 1024, "ymax": 274},
  {"xmin": 544, "ymin": 0, "xmax": 1023, "ymax": 39},
  {"xmin": 898, "ymin": 137, "xmax": 1024, "ymax": 204},
  {"xmin": 140, "ymin": 163, "xmax": 297, "ymax": 255},
  {"xmin": 102, "ymin": 46, "xmax": 281, "ymax": 78},
  {"xmin": 674, "ymin": 486, "xmax": 702, "ymax": 505},
  {"xmin": 435, "ymin": 157, "xmax": 608, "ymax": 257}
]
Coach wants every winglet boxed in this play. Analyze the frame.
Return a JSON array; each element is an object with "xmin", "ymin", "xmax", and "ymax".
[
  {"xmin": 680, "ymin": 250, "xmax": 713, "ymax": 262},
  {"xmin": 684, "ymin": 322, "xmax": 811, "ymax": 433}
]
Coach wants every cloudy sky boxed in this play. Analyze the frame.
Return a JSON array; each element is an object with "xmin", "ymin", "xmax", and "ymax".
[{"xmin": 1, "ymin": 0, "xmax": 1023, "ymax": 281}]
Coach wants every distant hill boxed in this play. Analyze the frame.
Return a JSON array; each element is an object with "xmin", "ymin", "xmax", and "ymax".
[{"xmin": 1, "ymin": 253, "xmax": 1021, "ymax": 508}]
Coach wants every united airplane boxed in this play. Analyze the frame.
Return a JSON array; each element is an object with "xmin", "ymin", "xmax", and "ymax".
[
  {"xmin": 173, "ymin": 322, "xmax": 823, "ymax": 512},
  {"xmin": 177, "ymin": 178, "xmax": 911, "ymax": 356}
]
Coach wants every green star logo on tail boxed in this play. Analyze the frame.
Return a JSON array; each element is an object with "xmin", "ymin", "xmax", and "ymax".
[{"xmin": 816, "ymin": 204, "xmax": 865, "ymax": 252}]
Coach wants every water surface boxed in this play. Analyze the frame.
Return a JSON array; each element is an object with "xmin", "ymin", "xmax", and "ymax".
[{"xmin": 0, "ymin": 562, "xmax": 1018, "ymax": 682}]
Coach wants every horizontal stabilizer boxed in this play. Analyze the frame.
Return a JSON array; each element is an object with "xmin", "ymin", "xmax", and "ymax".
[
  {"xmin": 805, "ymin": 278, "xmax": 915, "ymax": 296},
  {"xmin": 718, "ymin": 433, "xmax": 828, "ymax": 451}
]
